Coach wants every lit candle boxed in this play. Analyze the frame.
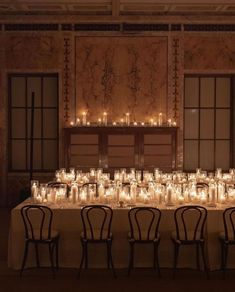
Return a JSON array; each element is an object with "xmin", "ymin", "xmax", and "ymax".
[
  {"xmin": 168, "ymin": 119, "xmax": 172, "ymax": 126},
  {"xmin": 87, "ymin": 121, "xmax": 90, "ymax": 126},
  {"xmin": 133, "ymin": 122, "xmax": 137, "ymax": 126},
  {"xmin": 153, "ymin": 122, "xmax": 157, "ymax": 126},
  {"xmin": 76, "ymin": 118, "xmax": 80, "ymax": 125},
  {"xmin": 158, "ymin": 113, "xmax": 163, "ymax": 126},
  {"xmin": 70, "ymin": 121, "xmax": 74, "ymax": 127},
  {"xmin": 141, "ymin": 122, "xmax": 145, "ymax": 126},
  {"xmin": 80, "ymin": 189, "xmax": 86, "ymax": 204},
  {"xmin": 113, "ymin": 122, "xmax": 117, "ymax": 126},
  {"xmin": 125, "ymin": 113, "xmax": 130, "ymax": 126},
  {"xmin": 178, "ymin": 195, "xmax": 184, "ymax": 205},
  {"xmin": 103, "ymin": 112, "xmax": 108, "ymax": 125},
  {"xmin": 82, "ymin": 112, "xmax": 87, "ymax": 125},
  {"xmin": 150, "ymin": 118, "xmax": 154, "ymax": 126},
  {"xmin": 120, "ymin": 118, "xmax": 124, "ymax": 125},
  {"xmin": 172, "ymin": 121, "xmax": 177, "ymax": 127},
  {"xmin": 98, "ymin": 118, "xmax": 102, "ymax": 125}
]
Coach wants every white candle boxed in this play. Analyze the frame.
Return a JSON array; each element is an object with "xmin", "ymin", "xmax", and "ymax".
[
  {"xmin": 71, "ymin": 184, "xmax": 78, "ymax": 204},
  {"xmin": 98, "ymin": 184, "xmax": 105, "ymax": 202},
  {"xmin": 166, "ymin": 186, "xmax": 172, "ymax": 205},
  {"xmin": 103, "ymin": 112, "xmax": 107, "ymax": 125},
  {"xmin": 125, "ymin": 113, "xmax": 130, "ymax": 126},
  {"xmin": 76, "ymin": 118, "xmax": 80, "ymax": 125},
  {"xmin": 158, "ymin": 113, "xmax": 163, "ymax": 126},
  {"xmin": 80, "ymin": 190, "xmax": 86, "ymax": 204},
  {"xmin": 82, "ymin": 112, "xmax": 87, "ymax": 125}
]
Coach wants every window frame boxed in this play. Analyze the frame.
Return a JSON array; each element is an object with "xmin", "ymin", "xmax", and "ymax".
[
  {"xmin": 8, "ymin": 73, "xmax": 59, "ymax": 172},
  {"xmin": 183, "ymin": 74, "xmax": 233, "ymax": 172}
]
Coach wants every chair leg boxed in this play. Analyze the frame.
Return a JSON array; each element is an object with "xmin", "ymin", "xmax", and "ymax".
[
  {"xmin": 77, "ymin": 241, "xmax": 85, "ymax": 278},
  {"xmin": 49, "ymin": 243, "xmax": 55, "ymax": 278},
  {"xmin": 84, "ymin": 242, "xmax": 88, "ymax": 269},
  {"xmin": 55, "ymin": 239, "xmax": 59, "ymax": 270},
  {"xmin": 154, "ymin": 242, "xmax": 161, "ymax": 278},
  {"xmin": 223, "ymin": 243, "xmax": 229, "ymax": 279},
  {"xmin": 128, "ymin": 242, "xmax": 134, "ymax": 276},
  {"xmin": 20, "ymin": 241, "xmax": 29, "ymax": 277},
  {"xmin": 107, "ymin": 241, "xmax": 116, "ymax": 278},
  {"xmin": 106, "ymin": 242, "xmax": 110, "ymax": 269},
  {"xmin": 34, "ymin": 243, "xmax": 40, "ymax": 268},
  {"xmin": 173, "ymin": 242, "xmax": 179, "ymax": 279},
  {"xmin": 220, "ymin": 240, "xmax": 224, "ymax": 271},
  {"xmin": 196, "ymin": 243, "xmax": 200, "ymax": 270},
  {"xmin": 200, "ymin": 242, "xmax": 209, "ymax": 279}
]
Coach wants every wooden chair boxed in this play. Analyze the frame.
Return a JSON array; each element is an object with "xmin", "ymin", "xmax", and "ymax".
[
  {"xmin": 127, "ymin": 206, "xmax": 161, "ymax": 276},
  {"xmin": 20, "ymin": 205, "xmax": 59, "ymax": 277},
  {"xmin": 219, "ymin": 207, "xmax": 235, "ymax": 278},
  {"xmin": 171, "ymin": 205, "xmax": 208, "ymax": 278},
  {"xmin": 78, "ymin": 205, "xmax": 116, "ymax": 278}
]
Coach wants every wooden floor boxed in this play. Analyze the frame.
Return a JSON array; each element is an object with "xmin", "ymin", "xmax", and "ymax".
[{"xmin": 1, "ymin": 208, "xmax": 235, "ymax": 292}]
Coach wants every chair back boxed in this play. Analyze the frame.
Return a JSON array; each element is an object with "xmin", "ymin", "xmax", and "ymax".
[
  {"xmin": 81, "ymin": 205, "xmax": 113, "ymax": 240},
  {"xmin": 21, "ymin": 205, "xmax": 53, "ymax": 241},
  {"xmin": 223, "ymin": 207, "xmax": 235, "ymax": 241},
  {"xmin": 47, "ymin": 182, "xmax": 68, "ymax": 195},
  {"xmin": 174, "ymin": 205, "xmax": 207, "ymax": 241},
  {"xmin": 128, "ymin": 207, "xmax": 161, "ymax": 241}
]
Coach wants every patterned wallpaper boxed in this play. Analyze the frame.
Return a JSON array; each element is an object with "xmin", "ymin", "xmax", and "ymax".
[
  {"xmin": 75, "ymin": 36, "xmax": 168, "ymax": 123},
  {"xmin": 184, "ymin": 35, "xmax": 235, "ymax": 70}
]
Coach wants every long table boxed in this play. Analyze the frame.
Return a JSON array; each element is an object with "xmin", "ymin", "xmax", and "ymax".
[{"xmin": 8, "ymin": 200, "xmax": 235, "ymax": 270}]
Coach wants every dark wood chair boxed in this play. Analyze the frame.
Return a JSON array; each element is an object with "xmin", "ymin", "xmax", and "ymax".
[
  {"xmin": 47, "ymin": 181, "xmax": 69, "ymax": 196},
  {"xmin": 219, "ymin": 207, "xmax": 235, "ymax": 278},
  {"xmin": 78, "ymin": 205, "xmax": 116, "ymax": 278},
  {"xmin": 20, "ymin": 205, "xmax": 59, "ymax": 277},
  {"xmin": 171, "ymin": 205, "xmax": 208, "ymax": 278},
  {"xmin": 127, "ymin": 206, "xmax": 161, "ymax": 276}
]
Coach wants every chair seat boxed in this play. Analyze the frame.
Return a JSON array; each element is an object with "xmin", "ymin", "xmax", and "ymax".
[
  {"xmin": 219, "ymin": 231, "xmax": 235, "ymax": 242},
  {"xmin": 128, "ymin": 231, "xmax": 160, "ymax": 242},
  {"xmin": 28, "ymin": 229, "xmax": 59, "ymax": 241},
  {"xmin": 171, "ymin": 230, "xmax": 203, "ymax": 242},
  {"xmin": 81, "ymin": 229, "xmax": 112, "ymax": 240}
]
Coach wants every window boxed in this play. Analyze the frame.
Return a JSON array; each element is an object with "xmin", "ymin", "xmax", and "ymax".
[
  {"xmin": 184, "ymin": 76, "xmax": 232, "ymax": 171},
  {"xmin": 8, "ymin": 74, "xmax": 59, "ymax": 172}
]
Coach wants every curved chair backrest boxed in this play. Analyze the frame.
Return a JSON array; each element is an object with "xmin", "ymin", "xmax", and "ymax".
[
  {"xmin": 128, "ymin": 207, "xmax": 161, "ymax": 241},
  {"xmin": 223, "ymin": 207, "xmax": 235, "ymax": 241},
  {"xmin": 174, "ymin": 205, "xmax": 207, "ymax": 241},
  {"xmin": 21, "ymin": 205, "xmax": 53, "ymax": 241},
  {"xmin": 47, "ymin": 182, "xmax": 68, "ymax": 194},
  {"xmin": 81, "ymin": 183, "xmax": 98, "ymax": 198},
  {"xmin": 196, "ymin": 183, "xmax": 209, "ymax": 189},
  {"xmin": 81, "ymin": 205, "xmax": 113, "ymax": 240}
]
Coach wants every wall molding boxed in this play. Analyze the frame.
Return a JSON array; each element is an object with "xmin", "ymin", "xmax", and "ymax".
[{"xmin": 3, "ymin": 23, "xmax": 235, "ymax": 32}]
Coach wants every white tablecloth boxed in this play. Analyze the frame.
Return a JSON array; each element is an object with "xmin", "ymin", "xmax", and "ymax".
[{"xmin": 8, "ymin": 200, "xmax": 235, "ymax": 270}]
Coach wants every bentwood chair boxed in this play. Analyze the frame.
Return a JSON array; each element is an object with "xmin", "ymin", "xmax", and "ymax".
[
  {"xmin": 47, "ymin": 181, "xmax": 69, "ymax": 196},
  {"xmin": 127, "ymin": 207, "xmax": 161, "ymax": 276},
  {"xmin": 20, "ymin": 205, "xmax": 60, "ymax": 277},
  {"xmin": 78, "ymin": 205, "xmax": 116, "ymax": 278},
  {"xmin": 171, "ymin": 205, "xmax": 208, "ymax": 278},
  {"xmin": 219, "ymin": 207, "xmax": 235, "ymax": 277}
]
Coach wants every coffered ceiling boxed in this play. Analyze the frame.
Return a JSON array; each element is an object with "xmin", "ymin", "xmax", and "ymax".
[{"xmin": 1, "ymin": 0, "xmax": 235, "ymax": 15}]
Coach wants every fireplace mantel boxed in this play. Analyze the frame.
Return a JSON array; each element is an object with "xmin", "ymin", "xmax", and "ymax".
[{"xmin": 64, "ymin": 126, "xmax": 177, "ymax": 172}]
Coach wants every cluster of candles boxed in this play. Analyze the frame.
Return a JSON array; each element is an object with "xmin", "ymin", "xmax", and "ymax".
[
  {"xmin": 31, "ymin": 168, "xmax": 235, "ymax": 207},
  {"xmin": 69, "ymin": 112, "xmax": 177, "ymax": 127}
]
